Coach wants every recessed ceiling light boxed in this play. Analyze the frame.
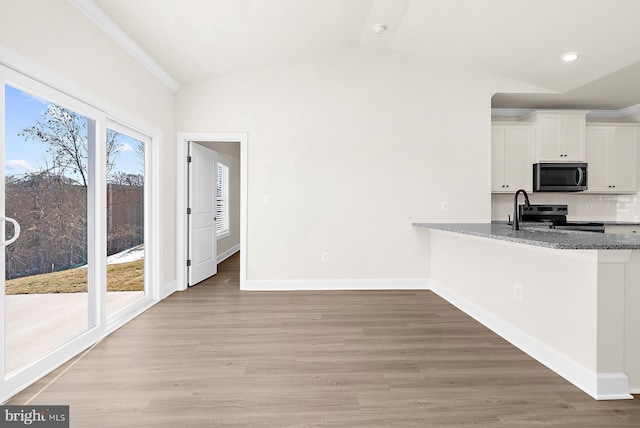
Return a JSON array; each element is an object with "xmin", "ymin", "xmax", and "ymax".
[
  {"xmin": 561, "ymin": 52, "xmax": 579, "ymax": 62},
  {"xmin": 373, "ymin": 23, "xmax": 387, "ymax": 35}
]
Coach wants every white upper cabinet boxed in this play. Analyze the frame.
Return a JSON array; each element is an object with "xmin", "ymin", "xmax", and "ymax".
[
  {"xmin": 585, "ymin": 124, "xmax": 638, "ymax": 193},
  {"xmin": 522, "ymin": 111, "xmax": 588, "ymax": 161},
  {"xmin": 491, "ymin": 123, "xmax": 535, "ymax": 193}
]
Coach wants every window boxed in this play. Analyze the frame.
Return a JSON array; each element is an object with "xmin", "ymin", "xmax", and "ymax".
[{"xmin": 216, "ymin": 157, "xmax": 230, "ymax": 239}]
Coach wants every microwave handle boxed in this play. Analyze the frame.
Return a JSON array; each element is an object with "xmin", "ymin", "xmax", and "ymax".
[{"xmin": 576, "ymin": 167, "xmax": 584, "ymax": 186}]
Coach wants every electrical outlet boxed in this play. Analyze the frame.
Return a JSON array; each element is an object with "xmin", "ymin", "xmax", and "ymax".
[
  {"xmin": 264, "ymin": 194, "xmax": 272, "ymax": 206},
  {"xmin": 441, "ymin": 201, "xmax": 448, "ymax": 211},
  {"xmin": 513, "ymin": 283, "xmax": 524, "ymax": 301},
  {"xmin": 322, "ymin": 252, "xmax": 329, "ymax": 262},
  {"xmin": 586, "ymin": 203, "xmax": 593, "ymax": 211}
]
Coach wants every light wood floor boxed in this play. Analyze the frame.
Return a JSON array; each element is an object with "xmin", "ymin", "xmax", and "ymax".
[{"xmin": 8, "ymin": 252, "xmax": 640, "ymax": 427}]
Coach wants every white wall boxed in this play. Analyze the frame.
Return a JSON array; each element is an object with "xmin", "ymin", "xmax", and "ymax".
[
  {"xmin": 429, "ymin": 229, "xmax": 599, "ymax": 372},
  {"xmin": 177, "ymin": 48, "xmax": 544, "ymax": 282},
  {"xmin": 624, "ymin": 251, "xmax": 640, "ymax": 391},
  {"xmin": 428, "ymin": 228, "xmax": 639, "ymax": 398},
  {"xmin": 0, "ymin": 0, "xmax": 176, "ymax": 286}
]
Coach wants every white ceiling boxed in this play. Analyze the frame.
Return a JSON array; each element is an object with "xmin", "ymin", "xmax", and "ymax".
[{"xmin": 81, "ymin": 0, "xmax": 640, "ymax": 110}]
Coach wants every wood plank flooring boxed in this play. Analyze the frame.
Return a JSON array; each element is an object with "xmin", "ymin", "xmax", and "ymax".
[{"xmin": 7, "ymin": 252, "xmax": 640, "ymax": 427}]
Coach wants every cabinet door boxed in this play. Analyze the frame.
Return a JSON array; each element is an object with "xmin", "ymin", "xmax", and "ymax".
[
  {"xmin": 504, "ymin": 126, "xmax": 534, "ymax": 191},
  {"xmin": 538, "ymin": 115, "xmax": 561, "ymax": 160},
  {"xmin": 610, "ymin": 127, "xmax": 638, "ymax": 192},
  {"xmin": 585, "ymin": 127, "xmax": 609, "ymax": 192},
  {"xmin": 563, "ymin": 115, "xmax": 586, "ymax": 160},
  {"xmin": 491, "ymin": 126, "xmax": 506, "ymax": 192}
]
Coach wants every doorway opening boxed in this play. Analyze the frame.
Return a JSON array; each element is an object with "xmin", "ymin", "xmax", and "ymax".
[{"xmin": 176, "ymin": 132, "xmax": 247, "ymax": 291}]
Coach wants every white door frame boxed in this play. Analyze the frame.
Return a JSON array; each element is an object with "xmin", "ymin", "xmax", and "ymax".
[{"xmin": 176, "ymin": 132, "xmax": 247, "ymax": 291}]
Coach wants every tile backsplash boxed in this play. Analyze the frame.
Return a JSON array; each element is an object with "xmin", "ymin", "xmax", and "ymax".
[{"xmin": 491, "ymin": 192, "xmax": 640, "ymax": 222}]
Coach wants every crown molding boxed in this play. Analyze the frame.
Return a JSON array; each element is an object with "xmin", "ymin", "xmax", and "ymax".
[
  {"xmin": 492, "ymin": 104, "xmax": 640, "ymax": 119},
  {"xmin": 491, "ymin": 108, "xmax": 534, "ymax": 117},
  {"xmin": 70, "ymin": 0, "xmax": 180, "ymax": 93},
  {"xmin": 589, "ymin": 103, "xmax": 640, "ymax": 119}
]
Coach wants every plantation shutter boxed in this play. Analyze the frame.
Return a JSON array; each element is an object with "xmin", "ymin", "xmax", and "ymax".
[{"xmin": 216, "ymin": 160, "xmax": 230, "ymax": 237}]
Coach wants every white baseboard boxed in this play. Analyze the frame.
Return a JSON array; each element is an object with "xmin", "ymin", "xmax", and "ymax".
[
  {"xmin": 244, "ymin": 278, "xmax": 431, "ymax": 291},
  {"xmin": 429, "ymin": 279, "xmax": 633, "ymax": 400},
  {"xmin": 161, "ymin": 280, "xmax": 177, "ymax": 299},
  {"xmin": 217, "ymin": 245, "xmax": 240, "ymax": 264},
  {"xmin": 630, "ymin": 387, "xmax": 640, "ymax": 395},
  {"xmin": 597, "ymin": 373, "xmax": 634, "ymax": 400}
]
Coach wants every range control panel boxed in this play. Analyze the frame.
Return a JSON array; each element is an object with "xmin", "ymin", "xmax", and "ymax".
[{"xmin": 519, "ymin": 204, "xmax": 568, "ymax": 222}]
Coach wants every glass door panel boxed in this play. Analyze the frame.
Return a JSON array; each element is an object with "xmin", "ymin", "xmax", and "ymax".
[
  {"xmin": 4, "ymin": 85, "xmax": 90, "ymax": 374},
  {"xmin": 106, "ymin": 128, "xmax": 146, "ymax": 317}
]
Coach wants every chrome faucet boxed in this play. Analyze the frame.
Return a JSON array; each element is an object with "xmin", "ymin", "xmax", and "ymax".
[{"xmin": 512, "ymin": 189, "xmax": 530, "ymax": 231}]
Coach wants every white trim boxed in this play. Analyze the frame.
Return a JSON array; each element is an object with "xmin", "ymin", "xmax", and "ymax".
[
  {"xmin": 588, "ymin": 109, "xmax": 625, "ymax": 119},
  {"xmin": 104, "ymin": 297, "xmax": 159, "ymax": 336},
  {"xmin": 161, "ymin": 280, "xmax": 178, "ymax": 300},
  {"xmin": 217, "ymin": 245, "xmax": 240, "ymax": 264},
  {"xmin": 596, "ymin": 373, "xmax": 634, "ymax": 400},
  {"xmin": 244, "ymin": 278, "xmax": 431, "ymax": 291},
  {"xmin": 491, "ymin": 108, "xmax": 535, "ymax": 117},
  {"xmin": 429, "ymin": 279, "xmax": 633, "ymax": 400},
  {"xmin": 176, "ymin": 132, "xmax": 248, "ymax": 291},
  {"xmin": 70, "ymin": 0, "xmax": 180, "ymax": 92},
  {"xmin": 216, "ymin": 230, "xmax": 231, "ymax": 240},
  {"xmin": 492, "ymin": 104, "xmax": 640, "ymax": 119},
  {"xmin": 617, "ymin": 103, "xmax": 640, "ymax": 117}
]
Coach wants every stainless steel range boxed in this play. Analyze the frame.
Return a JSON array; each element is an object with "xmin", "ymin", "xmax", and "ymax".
[{"xmin": 519, "ymin": 204, "xmax": 605, "ymax": 233}]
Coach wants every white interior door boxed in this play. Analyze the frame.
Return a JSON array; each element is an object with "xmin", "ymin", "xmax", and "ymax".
[{"xmin": 188, "ymin": 142, "xmax": 218, "ymax": 285}]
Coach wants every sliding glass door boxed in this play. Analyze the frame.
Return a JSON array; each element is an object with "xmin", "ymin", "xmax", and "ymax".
[
  {"xmin": 0, "ymin": 64, "xmax": 156, "ymax": 399},
  {"xmin": 105, "ymin": 124, "xmax": 148, "ymax": 318},
  {"xmin": 3, "ymin": 84, "xmax": 93, "ymax": 374}
]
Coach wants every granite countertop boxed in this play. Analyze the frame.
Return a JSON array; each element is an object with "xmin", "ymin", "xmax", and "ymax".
[{"xmin": 412, "ymin": 222, "xmax": 640, "ymax": 250}]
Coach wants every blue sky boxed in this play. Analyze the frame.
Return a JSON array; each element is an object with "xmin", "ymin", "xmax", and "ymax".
[{"xmin": 5, "ymin": 85, "xmax": 143, "ymax": 179}]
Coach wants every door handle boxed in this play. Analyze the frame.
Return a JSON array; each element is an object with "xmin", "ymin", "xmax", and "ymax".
[
  {"xmin": 576, "ymin": 168, "xmax": 584, "ymax": 186},
  {"xmin": 1, "ymin": 216, "xmax": 21, "ymax": 246}
]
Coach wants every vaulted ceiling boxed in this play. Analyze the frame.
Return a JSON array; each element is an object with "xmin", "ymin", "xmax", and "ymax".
[{"xmin": 77, "ymin": 0, "xmax": 640, "ymax": 110}]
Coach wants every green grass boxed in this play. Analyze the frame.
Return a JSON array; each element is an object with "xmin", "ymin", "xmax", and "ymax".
[{"xmin": 5, "ymin": 259, "xmax": 144, "ymax": 295}]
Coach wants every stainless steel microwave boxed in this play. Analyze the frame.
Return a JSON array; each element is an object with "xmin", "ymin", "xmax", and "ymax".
[{"xmin": 533, "ymin": 162, "xmax": 587, "ymax": 192}]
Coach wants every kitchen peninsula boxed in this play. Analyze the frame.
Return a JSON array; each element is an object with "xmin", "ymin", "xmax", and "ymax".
[{"xmin": 413, "ymin": 222, "xmax": 640, "ymax": 400}]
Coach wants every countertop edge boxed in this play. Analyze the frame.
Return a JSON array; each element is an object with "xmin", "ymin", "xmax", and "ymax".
[{"xmin": 412, "ymin": 222, "xmax": 640, "ymax": 250}]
